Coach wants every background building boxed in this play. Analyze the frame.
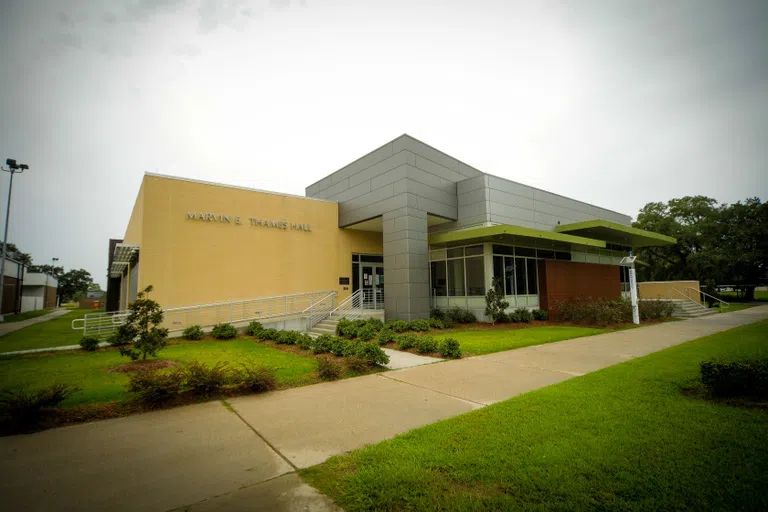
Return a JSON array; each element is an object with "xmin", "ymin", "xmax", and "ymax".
[{"xmin": 20, "ymin": 270, "xmax": 58, "ymax": 312}]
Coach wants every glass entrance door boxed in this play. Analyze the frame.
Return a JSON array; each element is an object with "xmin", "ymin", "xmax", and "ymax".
[{"xmin": 360, "ymin": 264, "xmax": 384, "ymax": 309}]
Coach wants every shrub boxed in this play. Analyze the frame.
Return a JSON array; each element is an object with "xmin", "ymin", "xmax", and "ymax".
[
  {"xmin": 532, "ymin": 309, "xmax": 549, "ymax": 321},
  {"xmin": 346, "ymin": 355, "xmax": 371, "ymax": 373},
  {"xmin": 329, "ymin": 337, "xmax": 353, "ymax": 357},
  {"xmin": 415, "ymin": 335, "xmax": 438, "ymax": 354},
  {"xmin": 258, "ymin": 328, "xmax": 280, "ymax": 341},
  {"xmin": 365, "ymin": 317, "xmax": 384, "ymax": 331},
  {"xmin": 496, "ymin": 312, "xmax": 510, "ymax": 323},
  {"xmin": 182, "ymin": 325, "xmax": 205, "ymax": 340},
  {"xmin": 118, "ymin": 285, "xmax": 169, "ymax": 361},
  {"xmin": 127, "ymin": 369, "xmax": 184, "ymax": 404},
  {"xmin": 485, "ymin": 276, "xmax": 510, "ymax": 324},
  {"xmin": 79, "ymin": 336, "xmax": 100, "ymax": 352},
  {"xmin": 211, "ymin": 323, "xmax": 238, "ymax": 340},
  {"xmin": 316, "ymin": 356, "xmax": 343, "ymax": 381},
  {"xmin": 245, "ymin": 321, "xmax": 263, "ymax": 336},
  {"xmin": 356, "ymin": 324, "xmax": 379, "ymax": 341},
  {"xmin": 296, "ymin": 333, "xmax": 314, "ymax": 350},
  {"xmin": 439, "ymin": 338, "xmax": 462, "ymax": 359},
  {"xmin": 312, "ymin": 334, "xmax": 334, "ymax": 354},
  {"xmin": 430, "ymin": 307, "xmax": 445, "ymax": 321},
  {"xmin": 638, "ymin": 299, "xmax": 676, "ymax": 320},
  {"xmin": 107, "ymin": 331, "xmax": 130, "ymax": 346},
  {"xmin": 396, "ymin": 333, "xmax": 418, "ymax": 350},
  {"xmin": 235, "ymin": 362, "xmax": 277, "ymax": 392},
  {"xmin": 442, "ymin": 318, "xmax": 456, "ymax": 329},
  {"xmin": 353, "ymin": 342, "xmax": 390, "ymax": 366},
  {"xmin": 336, "ymin": 318, "xmax": 354, "ymax": 338},
  {"xmin": 700, "ymin": 358, "xmax": 768, "ymax": 398},
  {"xmin": 0, "ymin": 383, "xmax": 79, "ymax": 423},
  {"xmin": 514, "ymin": 308, "xmax": 533, "ymax": 323},
  {"xmin": 428, "ymin": 318, "xmax": 444, "ymax": 329},
  {"xmin": 408, "ymin": 319, "xmax": 430, "ymax": 332},
  {"xmin": 387, "ymin": 319, "xmax": 409, "ymax": 333},
  {"xmin": 553, "ymin": 298, "xmax": 632, "ymax": 326},
  {"xmin": 277, "ymin": 330, "xmax": 301, "ymax": 345},
  {"xmin": 378, "ymin": 328, "xmax": 396, "ymax": 345},
  {"xmin": 461, "ymin": 310, "xmax": 478, "ymax": 323},
  {"xmin": 183, "ymin": 361, "xmax": 232, "ymax": 394}
]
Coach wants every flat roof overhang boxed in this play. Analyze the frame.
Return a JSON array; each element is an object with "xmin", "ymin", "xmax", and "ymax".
[
  {"xmin": 554, "ymin": 220, "xmax": 676, "ymax": 248},
  {"xmin": 110, "ymin": 243, "xmax": 140, "ymax": 278},
  {"xmin": 428, "ymin": 224, "xmax": 606, "ymax": 250}
]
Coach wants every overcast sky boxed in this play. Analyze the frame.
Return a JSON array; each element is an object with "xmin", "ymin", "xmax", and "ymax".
[{"xmin": 1, "ymin": 0, "xmax": 766, "ymax": 287}]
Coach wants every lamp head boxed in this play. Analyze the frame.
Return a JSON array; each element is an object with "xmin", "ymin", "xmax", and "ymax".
[
  {"xmin": 19, "ymin": 164, "xmax": 28, "ymax": 170},
  {"xmin": 5, "ymin": 158, "xmax": 17, "ymax": 168}
]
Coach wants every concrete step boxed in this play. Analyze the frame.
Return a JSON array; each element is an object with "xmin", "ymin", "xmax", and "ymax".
[
  {"xmin": 310, "ymin": 326, "xmax": 336, "ymax": 334},
  {"xmin": 314, "ymin": 321, "xmax": 338, "ymax": 329}
]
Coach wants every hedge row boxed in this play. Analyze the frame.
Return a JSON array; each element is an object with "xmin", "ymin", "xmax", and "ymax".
[
  {"xmin": 430, "ymin": 306, "xmax": 477, "ymax": 325},
  {"xmin": 552, "ymin": 298, "xmax": 675, "ymax": 326}
]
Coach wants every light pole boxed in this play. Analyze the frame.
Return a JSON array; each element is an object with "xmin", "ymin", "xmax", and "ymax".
[
  {"xmin": 45, "ymin": 257, "xmax": 59, "ymax": 309},
  {"xmin": 0, "ymin": 158, "xmax": 28, "ymax": 321}
]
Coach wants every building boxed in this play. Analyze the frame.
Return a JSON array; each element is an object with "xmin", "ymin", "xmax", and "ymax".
[
  {"xmin": 20, "ymin": 271, "xmax": 58, "ymax": 312},
  {"xmin": 107, "ymin": 134, "xmax": 674, "ymax": 321},
  {"xmin": 1, "ymin": 257, "xmax": 25, "ymax": 315}
]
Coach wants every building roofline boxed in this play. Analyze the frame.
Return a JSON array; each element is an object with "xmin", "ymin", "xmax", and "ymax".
[{"xmin": 144, "ymin": 173, "xmax": 338, "ymax": 204}]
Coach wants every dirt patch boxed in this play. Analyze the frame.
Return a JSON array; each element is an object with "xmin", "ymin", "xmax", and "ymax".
[{"xmin": 106, "ymin": 359, "xmax": 180, "ymax": 373}]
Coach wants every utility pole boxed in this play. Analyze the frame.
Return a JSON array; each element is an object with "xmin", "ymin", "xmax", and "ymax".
[{"xmin": 0, "ymin": 159, "xmax": 28, "ymax": 322}]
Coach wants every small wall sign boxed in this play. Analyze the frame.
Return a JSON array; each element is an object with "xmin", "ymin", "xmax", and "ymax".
[{"xmin": 339, "ymin": 277, "xmax": 350, "ymax": 285}]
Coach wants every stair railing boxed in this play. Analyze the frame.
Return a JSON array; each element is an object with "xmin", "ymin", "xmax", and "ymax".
[
  {"xmin": 688, "ymin": 287, "xmax": 729, "ymax": 311},
  {"xmin": 302, "ymin": 291, "xmax": 337, "ymax": 330},
  {"xmin": 330, "ymin": 289, "xmax": 364, "ymax": 320},
  {"xmin": 670, "ymin": 288, "xmax": 710, "ymax": 312}
]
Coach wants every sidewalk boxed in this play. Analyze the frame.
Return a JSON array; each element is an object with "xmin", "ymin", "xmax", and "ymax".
[
  {"xmin": 1, "ymin": 306, "xmax": 766, "ymax": 512},
  {"xmin": 0, "ymin": 309, "xmax": 69, "ymax": 337}
]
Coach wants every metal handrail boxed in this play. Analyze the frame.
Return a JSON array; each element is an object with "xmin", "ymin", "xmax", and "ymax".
[
  {"xmin": 330, "ymin": 289, "xmax": 364, "ymax": 319},
  {"xmin": 302, "ymin": 291, "xmax": 336, "ymax": 314},
  {"xmin": 670, "ymin": 288, "xmax": 709, "ymax": 310},
  {"xmin": 303, "ymin": 291, "xmax": 336, "ymax": 330},
  {"xmin": 688, "ymin": 287, "xmax": 729, "ymax": 310},
  {"xmin": 72, "ymin": 290, "xmax": 335, "ymax": 339}
]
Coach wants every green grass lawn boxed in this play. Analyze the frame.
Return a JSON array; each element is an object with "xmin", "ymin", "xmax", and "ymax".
[
  {"xmin": 719, "ymin": 290, "xmax": 768, "ymax": 301},
  {"xmin": 302, "ymin": 320, "xmax": 768, "ymax": 511},
  {"xmin": 435, "ymin": 326, "xmax": 607, "ymax": 356},
  {"xmin": 0, "ymin": 309, "xmax": 57, "ymax": 323},
  {"xmin": 719, "ymin": 303, "xmax": 758, "ymax": 313},
  {"xmin": 0, "ymin": 339, "xmax": 317, "ymax": 407},
  {"xmin": 0, "ymin": 308, "xmax": 96, "ymax": 353}
]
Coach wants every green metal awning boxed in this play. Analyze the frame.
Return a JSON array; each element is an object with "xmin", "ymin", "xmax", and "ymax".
[
  {"xmin": 428, "ymin": 224, "xmax": 606, "ymax": 248},
  {"xmin": 554, "ymin": 220, "xmax": 676, "ymax": 247}
]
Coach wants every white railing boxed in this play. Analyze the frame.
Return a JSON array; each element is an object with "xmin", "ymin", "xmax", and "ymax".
[
  {"xmin": 329, "ymin": 289, "xmax": 384, "ymax": 320},
  {"xmin": 72, "ymin": 290, "xmax": 335, "ymax": 339},
  {"xmin": 689, "ymin": 287, "xmax": 730, "ymax": 310},
  {"xmin": 302, "ymin": 291, "xmax": 336, "ymax": 330},
  {"xmin": 670, "ymin": 288, "xmax": 710, "ymax": 312}
]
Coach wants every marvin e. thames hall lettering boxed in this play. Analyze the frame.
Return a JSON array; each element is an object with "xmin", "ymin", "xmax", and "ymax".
[{"xmin": 185, "ymin": 212, "xmax": 311, "ymax": 232}]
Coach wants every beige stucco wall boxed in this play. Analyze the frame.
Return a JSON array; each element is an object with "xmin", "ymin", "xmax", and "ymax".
[
  {"xmin": 120, "ymin": 174, "xmax": 383, "ymax": 308},
  {"xmin": 638, "ymin": 280, "xmax": 701, "ymax": 303}
]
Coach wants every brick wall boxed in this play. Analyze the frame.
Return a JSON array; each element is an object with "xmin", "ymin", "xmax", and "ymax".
[{"xmin": 538, "ymin": 260, "xmax": 621, "ymax": 312}]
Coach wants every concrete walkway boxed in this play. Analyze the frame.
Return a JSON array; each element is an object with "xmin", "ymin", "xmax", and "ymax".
[
  {"xmin": 0, "ymin": 308, "xmax": 69, "ymax": 337},
  {"xmin": 1, "ymin": 305, "xmax": 766, "ymax": 512},
  {"xmin": 381, "ymin": 347, "xmax": 442, "ymax": 369}
]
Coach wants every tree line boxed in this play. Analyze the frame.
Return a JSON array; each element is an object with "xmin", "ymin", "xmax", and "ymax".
[
  {"xmin": 0, "ymin": 242, "xmax": 100, "ymax": 302},
  {"xmin": 633, "ymin": 196, "xmax": 767, "ymax": 300}
]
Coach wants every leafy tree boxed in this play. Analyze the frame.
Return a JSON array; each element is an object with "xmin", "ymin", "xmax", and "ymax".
[
  {"xmin": 58, "ymin": 269, "xmax": 93, "ymax": 302},
  {"xmin": 87, "ymin": 282, "xmax": 103, "ymax": 292},
  {"xmin": 118, "ymin": 285, "xmax": 169, "ymax": 361},
  {"xmin": 634, "ymin": 196, "xmax": 767, "ymax": 299},
  {"xmin": 484, "ymin": 276, "xmax": 509, "ymax": 324},
  {"xmin": 0, "ymin": 242, "xmax": 32, "ymax": 266},
  {"xmin": 27, "ymin": 264, "xmax": 64, "ymax": 279}
]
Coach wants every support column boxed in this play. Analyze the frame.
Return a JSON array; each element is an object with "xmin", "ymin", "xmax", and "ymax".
[{"xmin": 383, "ymin": 207, "xmax": 430, "ymax": 320}]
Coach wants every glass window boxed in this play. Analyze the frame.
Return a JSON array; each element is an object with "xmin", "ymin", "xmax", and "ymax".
[
  {"xmin": 447, "ymin": 247, "xmax": 464, "ymax": 258},
  {"xmin": 447, "ymin": 259, "xmax": 465, "ymax": 296},
  {"xmin": 538, "ymin": 249, "xmax": 555, "ymax": 260},
  {"xmin": 493, "ymin": 244, "xmax": 514, "ymax": 256},
  {"xmin": 556, "ymin": 251, "xmax": 571, "ymax": 261},
  {"xmin": 352, "ymin": 254, "xmax": 360, "ymax": 262},
  {"xmin": 515, "ymin": 257, "xmax": 527, "ymax": 295},
  {"xmin": 465, "ymin": 245, "xmax": 483, "ymax": 256},
  {"xmin": 493, "ymin": 256, "xmax": 504, "ymax": 290},
  {"xmin": 504, "ymin": 257, "xmax": 515, "ymax": 295},
  {"xmin": 352, "ymin": 262, "xmax": 360, "ymax": 291},
  {"xmin": 465, "ymin": 257, "xmax": 485, "ymax": 296},
  {"xmin": 527, "ymin": 259, "xmax": 538, "ymax": 295},
  {"xmin": 430, "ymin": 261, "xmax": 447, "ymax": 296},
  {"xmin": 516, "ymin": 247, "xmax": 535, "ymax": 257},
  {"xmin": 360, "ymin": 254, "xmax": 383, "ymax": 263}
]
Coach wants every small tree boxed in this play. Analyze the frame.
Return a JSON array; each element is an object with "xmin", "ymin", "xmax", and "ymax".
[
  {"xmin": 484, "ymin": 276, "xmax": 509, "ymax": 325},
  {"xmin": 119, "ymin": 285, "xmax": 169, "ymax": 361}
]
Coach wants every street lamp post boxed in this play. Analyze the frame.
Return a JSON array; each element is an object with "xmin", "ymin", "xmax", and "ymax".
[
  {"xmin": 0, "ymin": 158, "xmax": 28, "ymax": 322},
  {"xmin": 45, "ymin": 257, "xmax": 59, "ymax": 309}
]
